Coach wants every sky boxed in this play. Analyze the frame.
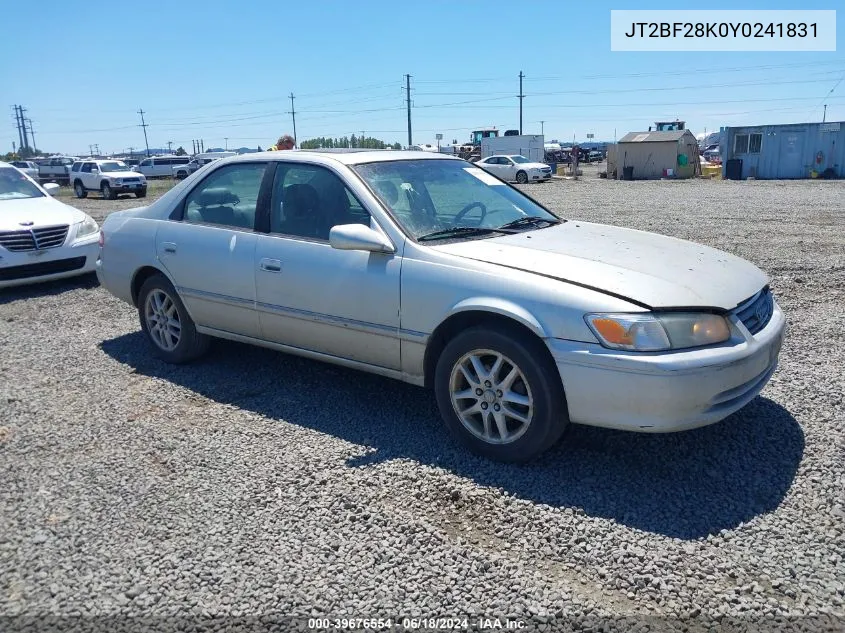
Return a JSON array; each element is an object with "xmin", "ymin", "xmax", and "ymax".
[{"xmin": 2, "ymin": 1, "xmax": 843, "ymax": 155}]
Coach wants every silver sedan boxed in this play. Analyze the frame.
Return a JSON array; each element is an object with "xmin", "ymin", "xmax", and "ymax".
[{"xmin": 96, "ymin": 151, "xmax": 786, "ymax": 462}]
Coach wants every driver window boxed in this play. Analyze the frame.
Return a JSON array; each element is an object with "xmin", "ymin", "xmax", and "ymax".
[
  {"xmin": 183, "ymin": 163, "xmax": 266, "ymax": 229},
  {"xmin": 270, "ymin": 163, "xmax": 370, "ymax": 241}
]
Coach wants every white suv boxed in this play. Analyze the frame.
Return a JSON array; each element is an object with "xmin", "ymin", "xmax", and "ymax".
[{"xmin": 70, "ymin": 159, "xmax": 147, "ymax": 200}]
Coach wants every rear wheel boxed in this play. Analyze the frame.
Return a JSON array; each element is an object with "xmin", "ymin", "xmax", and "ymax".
[
  {"xmin": 434, "ymin": 325, "xmax": 568, "ymax": 462},
  {"xmin": 516, "ymin": 170, "xmax": 528, "ymax": 184},
  {"xmin": 74, "ymin": 181, "xmax": 87, "ymax": 198},
  {"xmin": 137, "ymin": 274, "xmax": 210, "ymax": 364}
]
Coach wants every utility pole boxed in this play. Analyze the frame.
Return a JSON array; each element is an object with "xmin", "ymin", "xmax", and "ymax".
[
  {"xmin": 138, "ymin": 109, "xmax": 150, "ymax": 156},
  {"xmin": 94, "ymin": 144, "xmax": 100, "ymax": 156},
  {"xmin": 361, "ymin": 131, "xmax": 365, "ymax": 148},
  {"xmin": 13, "ymin": 106, "xmax": 24, "ymax": 152},
  {"xmin": 128, "ymin": 146, "xmax": 135, "ymax": 157},
  {"xmin": 539, "ymin": 120, "xmax": 545, "ymax": 135},
  {"xmin": 89, "ymin": 144, "xmax": 94, "ymax": 157},
  {"xmin": 200, "ymin": 139, "xmax": 204, "ymax": 152},
  {"xmin": 405, "ymin": 74, "xmax": 412, "ymax": 147},
  {"xmin": 823, "ymin": 104, "xmax": 827, "ymax": 123},
  {"xmin": 518, "ymin": 71, "xmax": 525, "ymax": 135},
  {"xmin": 19, "ymin": 106, "xmax": 30, "ymax": 151},
  {"xmin": 27, "ymin": 119, "xmax": 36, "ymax": 152},
  {"xmin": 289, "ymin": 93, "xmax": 297, "ymax": 146},
  {"xmin": 224, "ymin": 137, "xmax": 228, "ymax": 151},
  {"xmin": 167, "ymin": 140, "xmax": 173, "ymax": 153}
]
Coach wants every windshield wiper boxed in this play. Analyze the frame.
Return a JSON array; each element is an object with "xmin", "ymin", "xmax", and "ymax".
[
  {"xmin": 418, "ymin": 226, "xmax": 509, "ymax": 242},
  {"xmin": 496, "ymin": 216, "xmax": 561, "ymax": 231}
]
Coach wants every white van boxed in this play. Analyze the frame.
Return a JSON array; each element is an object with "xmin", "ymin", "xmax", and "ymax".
[
  {"xmin": 135, "ymin": 155, "xmax": 191, "ymax": 178},
  {"xmin": 171, "ymin": 152, "xmax": 238, "ymax": 179}
]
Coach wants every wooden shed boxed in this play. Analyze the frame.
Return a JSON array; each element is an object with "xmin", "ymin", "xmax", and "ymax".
[{"xmin": 614, "ymin": 129, "xmax": 701, "ymax": 180}]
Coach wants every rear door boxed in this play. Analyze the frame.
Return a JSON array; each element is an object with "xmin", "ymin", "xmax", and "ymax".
[{"xmin": 155, "ymin": 160, "xmax": 272, "ymax": 337}]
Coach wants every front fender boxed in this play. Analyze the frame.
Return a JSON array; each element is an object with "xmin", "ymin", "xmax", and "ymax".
[{"xmin": 446, "ymin": 297, "xmax": 548, "ymax": 339}]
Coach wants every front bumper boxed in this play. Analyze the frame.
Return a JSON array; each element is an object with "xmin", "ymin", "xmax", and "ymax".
[
  {"xmin": 548, "ymin": 298, "xmax": 786, "ymax": 432},
  {"xmin": 0, "ymin": 239, "xmax": 99, "ymax": 289},
  {"xmin": 112, "ymin": 182, "xmax": 146, "ymax": 193}
]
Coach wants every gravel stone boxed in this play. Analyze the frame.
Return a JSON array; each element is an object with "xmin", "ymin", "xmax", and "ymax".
[{"xmin": 1, "ymin": 177, "xmax": 843, "ymax": 632}]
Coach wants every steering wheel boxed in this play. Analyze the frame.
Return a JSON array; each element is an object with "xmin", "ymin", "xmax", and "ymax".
[{"xmin": 452, "ymin": 201, "xmax": 488, "ymax": 226}]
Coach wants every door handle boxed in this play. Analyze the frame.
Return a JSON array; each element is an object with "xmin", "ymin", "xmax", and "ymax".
[
  {"xmin": 259, "ymin": 258, "xmax": 282, "ymax": 272},
  {"xmin": 162, "ymin": 242, "xmax": 177, "ymax": 254}
]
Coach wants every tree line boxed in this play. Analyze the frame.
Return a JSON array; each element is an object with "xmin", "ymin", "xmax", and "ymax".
[{"xmin": 299, "ymin": 135, "xmax": 402, "ymax": 150}]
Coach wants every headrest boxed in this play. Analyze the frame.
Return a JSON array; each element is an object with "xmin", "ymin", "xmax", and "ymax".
[
  {"xmin": 373, "ymin": 180, "xmax": 398, "ymax": 205},
  {"xmin": 284, "ymin": 184, "xmax": 319, "ymax": 209},
  {"xmin": 198, "ymin": 187, "xmax": 238, "ymax": 207}
]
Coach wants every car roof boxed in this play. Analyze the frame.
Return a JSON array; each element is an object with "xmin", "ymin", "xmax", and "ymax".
[{"xmin": 226, "ymin": 149, "xmax": 464, "ymax": 167}]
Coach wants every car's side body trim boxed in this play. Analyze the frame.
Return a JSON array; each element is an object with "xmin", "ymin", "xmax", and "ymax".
[{"xmin": 177, "ymin": 285, "xmax": 428, "ymax": 343}]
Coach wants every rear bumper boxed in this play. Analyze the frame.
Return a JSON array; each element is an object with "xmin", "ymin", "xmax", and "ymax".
[{"xmin": 547, "ymin": 298, "xmax": 786, "ymax": 432}]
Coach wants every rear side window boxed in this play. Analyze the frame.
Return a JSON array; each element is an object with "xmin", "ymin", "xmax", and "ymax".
[
  {"xmin": 182, "ymin": 163, "xmax": 267, "ymax": 230},
  {"xmin": 81, "ymin": 163, "xmax": 93, "ymax": 173},
  {"xmin": 71, "ymin": 162, "xmax": 82, "ymax": 172},
  {"xmin": 140, "ymin": 159, "xmax": 152, "ymax": 167}
]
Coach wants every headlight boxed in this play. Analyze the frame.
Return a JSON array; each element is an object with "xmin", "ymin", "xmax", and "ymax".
[
  {"xmin": 112, "ymin": 178, "xmax": 123, "ymax": 185},
  {"xmin": 75, "ymin": 215, "xmax": 99, "ymax": 240},
  {"xmin": 585, "ymin": 312, "xmax": 731, "ymax": 351}
]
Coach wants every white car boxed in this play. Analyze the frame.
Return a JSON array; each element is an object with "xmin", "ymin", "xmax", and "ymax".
[
  {"xmin": 70, "ymin": 159, "xmax": 147, "ymax": 200},
  {"xmin": 0, "ymin": 162, "xmax": 100, "ymax": 288},
  {"xmin": 10, "ymin": 161, "xmax": 39, "ymax": 180},
  {"xmin": 476, "ymin": 155, "xmax": 552, "ymax": 183},
  {"xmin": 95, "ymin": 151, "xmax": 785, "ymax": 463}
]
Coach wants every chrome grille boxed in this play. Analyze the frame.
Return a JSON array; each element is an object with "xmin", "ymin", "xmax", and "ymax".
[
  {"xmin": 735, "ymin": 288, "xmax": 774, "ymax": 335},
  {"xmin": 0, "ymin": 225, "xmax": 69, "ymax": 252},
  {"xmin": 123, "ymin": 177, "xmax": 141, "ymax": 183}
]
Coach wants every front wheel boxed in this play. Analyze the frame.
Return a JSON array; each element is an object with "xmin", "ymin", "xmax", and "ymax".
[
  {"xmin": 137, "ymin": 274, "xmax": 210, "ymax": 364},
  {"xmin": 101, "ymin": 183, "xmax": 115, "ymax": 200},
  {"xmin": 516, "ymin": 170, "xmax": 528, "ymax": 184},
  {"xmin": 136, "ymin": 188, "xmax": 147, "ymax": 198},
  {"xmin": 434, "ymin": 326, "xmax": 568, "ymax": 462}
]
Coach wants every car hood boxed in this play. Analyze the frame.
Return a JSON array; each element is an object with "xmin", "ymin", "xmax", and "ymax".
[
  {"xmin": 519, "ymin": 162, "xmax": 550, "ymax": 170},
  {"xmin": 0, "ymin": 196, "xmax": 87, "ymax": 229},
  {"xmin": 430, "ymin": 221, "xmax": 768, "ymax": 310},
  {"xmin": 102, "ymin": 171, "xmax": 139, "ymax": 178}
]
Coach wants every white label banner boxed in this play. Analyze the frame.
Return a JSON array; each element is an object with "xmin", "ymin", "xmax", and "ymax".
[{"xmin": 610, "ymin": 10, "xmax": 836, "ymax": 51}]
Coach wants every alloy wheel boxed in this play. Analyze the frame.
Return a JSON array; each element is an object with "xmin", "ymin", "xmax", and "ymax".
[{"xmin": 449, "ymin": 349, "xmax": 534, "ymax": 444}]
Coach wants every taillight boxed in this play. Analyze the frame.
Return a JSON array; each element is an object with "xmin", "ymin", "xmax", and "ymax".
[{"xmin": 98, "ymin": 230, "xmax": 104, "ymax": 247}]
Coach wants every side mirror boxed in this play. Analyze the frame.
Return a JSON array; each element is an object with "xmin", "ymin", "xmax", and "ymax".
[
  {"xmin": 43, "ymin": 183, "xmax": 60, "ymax": 196},
  {"xmin": 329, "ymin": 223, "xmax": 394, "ymax": 254}
]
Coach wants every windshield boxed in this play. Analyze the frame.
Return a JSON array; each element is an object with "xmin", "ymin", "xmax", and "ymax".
[
  {"xmin": 0, "ymin": 166, "xmax": 44, "ymax": 200},
  {"xmin": 510, "ymin": 155, "xmax": 530, "ymax": 163},
  {"xmin": 353, "ymin": 159, "xmax": 559, "ymax": 241},
  {"xmin": 98, "ymin": 161, "xmax": 129, "ymax": 172}
]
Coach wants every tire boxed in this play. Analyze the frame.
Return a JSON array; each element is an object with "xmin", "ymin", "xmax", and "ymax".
[
  {"xmin": 516, "ymin": 170, "xmax": 528, "ymax": 184},
  {"xmin": 101, "ymin": 182, "xmax": 116, "ymax": 200},
  {"xmin": 137, "ymin": 273, "xmax": 210, "ymax": 364},
  {"xmin": 434, "ymin": 325, "xmax": 568, "ymax": 463},
  {"xmin": 74, "ymin": 181, "xmax": 87, "ymax": 199},
  {"xmin": 176, "ymin": 171, "xmax": 187, "ymax": 179},
  {"xmin": 136, "ymin": 188, "xmax": 147, "ymax": 198}
]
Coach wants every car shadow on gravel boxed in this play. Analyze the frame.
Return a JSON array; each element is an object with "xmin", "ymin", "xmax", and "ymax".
[
  {"xmin": 0, "ymin": 272, "xmax": 99, "ymax": 305},
  {"xmin": 101, "ymin": 334, "xmax": 803, "ymax": 540}
]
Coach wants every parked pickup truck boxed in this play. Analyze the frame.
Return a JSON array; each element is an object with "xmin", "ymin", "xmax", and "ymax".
[
  {"xmin": 37, "ymin": 156, "xmax": 78, "ymax": 185},
  {"xmin": 70, "ymin": 159, "xmax": 148, "ymax": 199}
]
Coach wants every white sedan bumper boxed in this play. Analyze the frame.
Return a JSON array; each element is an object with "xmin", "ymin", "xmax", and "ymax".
[
  {"xmin": 0, "ymin": 237, "xmax": 99, "ymax": 289},
  {"xmin": 548, "ymin": 298, "xmax": 786, "ymax": 432}
]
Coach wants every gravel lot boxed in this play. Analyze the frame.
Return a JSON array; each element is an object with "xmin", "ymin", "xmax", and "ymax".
[{"xmin": 1, "ymin": 176, "xmax": 843, "ymax": 632}]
